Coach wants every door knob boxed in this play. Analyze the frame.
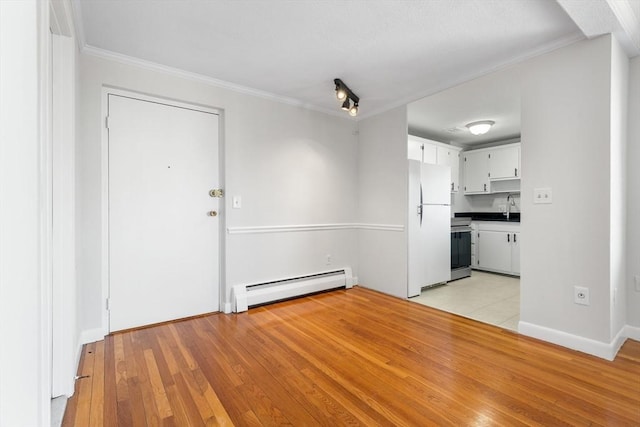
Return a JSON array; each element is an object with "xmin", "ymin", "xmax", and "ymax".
[{"xmin": 208, "ymin": 211, "xmax": 217, "ymax": 217}]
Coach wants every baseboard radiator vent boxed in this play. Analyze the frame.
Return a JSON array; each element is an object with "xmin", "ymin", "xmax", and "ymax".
[{"xmin": 232, "ymin": 268, "xmax": 354, "ymax": 313}]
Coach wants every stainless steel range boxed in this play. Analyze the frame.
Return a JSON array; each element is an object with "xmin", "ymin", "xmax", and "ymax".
[{"xmin": 450, "ymin": 217, "xmax": 472, "ymax": 280}]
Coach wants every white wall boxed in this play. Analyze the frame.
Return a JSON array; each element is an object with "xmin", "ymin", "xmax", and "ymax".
[
  {"xmin": 76, "ymin": 53, "xmax": 359, "ymax": 334},
  {"xmin": 627, "ymin": 56, "xmax": 640, "ymax": 329},
  {"xmin": 0, "ymin": 0, "xmax": 51, "ymax": 425},
  {"xmin": 357, "ymin": 106, "xmax": 409, "ymax": 298},
  {"xmin": 609, "ymin": 38, "xmax": 628, "ymax": 339},
  {"xmin": 51, "ymin": 33, "xmax": 78, "ymax": 398},
  {"xmin": 520, "ymin": 36, "xmax": 616, "ymax": 354}
]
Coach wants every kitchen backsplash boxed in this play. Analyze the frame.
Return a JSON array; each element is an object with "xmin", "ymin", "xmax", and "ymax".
[{"xmin": 452, "ymin": 192, "xmax": 521, "ymax": 214}]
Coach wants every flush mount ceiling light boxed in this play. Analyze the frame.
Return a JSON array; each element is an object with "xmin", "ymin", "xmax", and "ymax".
[
  {"xmin": 466, "ymin": 120, "xmax": 495, "ymax": 135},
  {"xmin": 334, "ymin": 78, "xmax": 360, "ymax": 117}
]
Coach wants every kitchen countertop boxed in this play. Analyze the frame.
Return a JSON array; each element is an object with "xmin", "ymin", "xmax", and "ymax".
[{"xmin": 454, "ymin": 212, "xmax": 520, "ymax": 222}]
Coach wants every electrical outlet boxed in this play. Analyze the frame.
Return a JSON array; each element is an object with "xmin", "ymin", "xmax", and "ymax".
[
  {"xmin": 574, "ymin": 286, "xmax": 590, "ymax": 306},
  {"xmin": 533, "ymin": 187, "xmax": 552, "ymax": 204},
  {"xmin": 326, "ymin": 254, "xmax": 332, "ymax": 265},
  {"xmin": 635, "ymin": 275, "xmax": 640, "ymax": 292},
  {"xmin": 232, "ymin": 196, "xmax": 242, "ymax": 209}
]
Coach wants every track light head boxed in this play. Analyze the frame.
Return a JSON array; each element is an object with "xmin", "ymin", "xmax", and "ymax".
[
  {"xmin": 349, "ymin": 103, "xmax": 358, "ymax": 117},
  {"xmin": 341, "ymin": 98, "xmax": 351, "ymax": 111}
]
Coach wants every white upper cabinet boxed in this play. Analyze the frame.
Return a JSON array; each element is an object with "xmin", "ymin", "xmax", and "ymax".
[
  {"xmin": 408, "ymin": 135, "xmax": 438, "ymax": 163},
  {"xmin": 423, "ymin": 144, "xmax": 437, "ymax": 164},
  {"xmin": 463, "ymin": 142, "xmax": 521, "ymax": 194},
  {"xmin": 463, "ymin": 150, "xmax": 489, "ymax": 194},
  {"xmin": 489, "ymin": 144, "xmax": 520, "ymax": 180},
  {"xmin": 408, "ymin": 136, "xmax": 423, "ymax": 162},
  {"xmin": 407, "ymin": 135, "xmax": 461, "ymax": 193},
  {"xmin": 437, "ymin": 146, "xmax": 460, "ymax": 193}
]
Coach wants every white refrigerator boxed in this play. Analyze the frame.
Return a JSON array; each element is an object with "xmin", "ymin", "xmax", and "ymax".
[{"xmin": 408, "ymin": 160, "xmax": 452, "ymax": 298}]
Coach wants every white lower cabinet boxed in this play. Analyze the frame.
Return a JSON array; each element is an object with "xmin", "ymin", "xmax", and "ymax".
[
  {"xmin": 474, "ymin": 222, "xmax": 520, "ymax": 276},
  {"xmin": 511, "ymin": 232, "xmax": 520, "ymax": 275}
]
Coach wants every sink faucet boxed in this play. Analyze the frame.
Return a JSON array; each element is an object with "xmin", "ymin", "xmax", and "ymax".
[{"xmin": 505, "ymin": 193, "xmax": 515, "ymax": 220}]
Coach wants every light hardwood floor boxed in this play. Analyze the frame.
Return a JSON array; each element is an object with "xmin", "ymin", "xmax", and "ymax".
[{"xmin": 63, "ymin": 287, "xmax": 640, "ymax": 426}]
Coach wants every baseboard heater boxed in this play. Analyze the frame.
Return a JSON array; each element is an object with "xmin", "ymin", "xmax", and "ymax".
[{"xmin": 232, "ymin": 268, "xmax": 354, "ymax": 313}]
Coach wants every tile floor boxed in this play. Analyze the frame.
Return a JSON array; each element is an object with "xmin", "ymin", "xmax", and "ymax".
[{"xmin": 410, "ymin": 270, "xmax": 520, "ymax": 331}]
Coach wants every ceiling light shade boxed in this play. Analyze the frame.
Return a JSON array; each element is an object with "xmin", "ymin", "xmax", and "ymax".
[
  {"xmin": 341, "ymin": 99, "xmax": 351, "ymax": 111},
  {"xmin": 466, "ymin": 120, "xmax": 495, "ymax": 135},
  {"xmin": 349, "ymin": 103, "xmax": 358, "ymax": 117}
]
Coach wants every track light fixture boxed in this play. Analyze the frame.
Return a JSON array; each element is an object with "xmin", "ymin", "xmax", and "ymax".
[{"xmin": 334, "ymin": 78, "xmax": 360, "ymax": 117}]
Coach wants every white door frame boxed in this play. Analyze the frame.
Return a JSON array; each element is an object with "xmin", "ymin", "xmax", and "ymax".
[{"xmin": 100, "ymin": 88, "xmax": 225, "ymax": 335}]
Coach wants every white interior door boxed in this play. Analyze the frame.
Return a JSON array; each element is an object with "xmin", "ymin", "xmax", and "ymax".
[{"xmin": 108, "ymin": 94, "xmax": 220, "ymax": 332}]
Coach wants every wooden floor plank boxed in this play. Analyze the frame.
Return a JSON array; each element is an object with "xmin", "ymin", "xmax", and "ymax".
[
  {"xmin": 63, "ymin": 287, "xmax": 640, "ymax": 426},
  {"xmin": 61, "ymin": 342, "xmax": 86, "ymax": 427},
  {"xmin": 74, "ymin": 342, "xmax": 96, "ymax": 426},
  {"xmin": 89, "ymin": 340, "xmax": 105, "ymax": 426}
]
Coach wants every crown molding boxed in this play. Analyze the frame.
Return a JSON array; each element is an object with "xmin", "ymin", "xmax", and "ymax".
[
  {"xmin": 69, "ymin": 0, "xmax": 86, "ymax": 51},
  {"xmin": 79, "ymin": 45, "xmax": 351, "ymax": 120},
  {"xmin": 356, "ymin": 32, "xmax": 585, "ymax": 121}
]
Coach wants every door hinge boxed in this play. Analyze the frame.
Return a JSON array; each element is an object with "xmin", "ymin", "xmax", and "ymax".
[
  {"xmin": 106, "ymin": 298, "xmax": 110, "ymax": 310},
  {"xmin": 105, "ymin": 116, "xmax": 110, "ymax": 129}
]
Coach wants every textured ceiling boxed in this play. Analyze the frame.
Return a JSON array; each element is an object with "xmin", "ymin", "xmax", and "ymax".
[
  {"xmin": 75, "ymin": 0, "xmax": 584, "ymax": 119},
  {"xmin": 408, "ymin": 64, "xmax": 522, "ymax": 147}
]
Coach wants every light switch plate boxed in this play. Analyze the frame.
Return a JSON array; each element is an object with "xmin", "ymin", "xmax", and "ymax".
[{"xmin": 533, "ymin": 187, "xmax": 552, "ymax": 204}]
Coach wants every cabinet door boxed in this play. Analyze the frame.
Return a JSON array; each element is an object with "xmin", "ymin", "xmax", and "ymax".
[
  {"xmin": 489, "ymin": 145, "xmax": 520, "ymax": 180},
  {"xmin": 463, "ymin": 150, "xmax": 489, "ymax": 194},
  {"xmin": 437, "ymin": 146, "xmax": 460, "ymax": 192},
  {"xmin": 511, "ymin": 232, "xmax": 520, "ymax": 275},
  {"xmin": 423, "ymin": 143, "xmax": 437, "ymax": 164},
  {"xmin": 408, "ymin": 138, "xmax": 423, "ymax": 162},
  {"xmin": 451, "ymin": 150, "xmax": 460, "ymax": 192},
  {"xmin": 477, "ymin": 230, "xmax": 512, "ymax": 272}
]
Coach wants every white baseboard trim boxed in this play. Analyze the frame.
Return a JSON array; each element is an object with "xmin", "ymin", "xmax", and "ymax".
[
  {"xmin": 518, "ymin": 321, "xmax": 624, "ymax": 361},
  {"xmin": 79, "ymin": 327, "xmax": 105, "ymax": 345},
  {"xmin": 223, "ymin": 302, "xmax": 232, "ymax": 314},
  {"xmin": 623, "ymin": 324, "xmax": 640, "ymax": 341}
]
